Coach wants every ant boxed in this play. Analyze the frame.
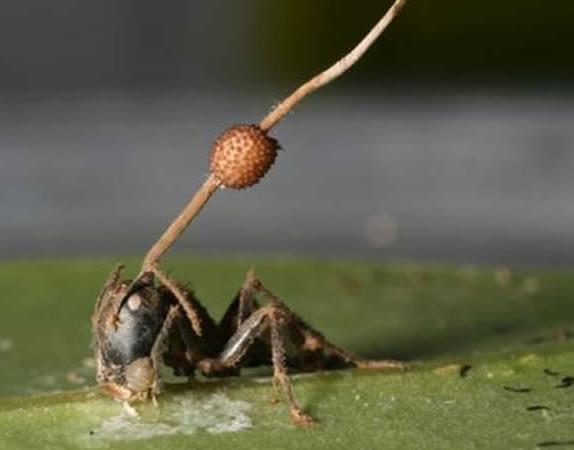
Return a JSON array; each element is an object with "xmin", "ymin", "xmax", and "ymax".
[
  {"xmin": 91, "ymin": 0, "xmax": 408, "ymax": 427},
  {"xmin": 92, "ymin": 266, "xmax": 407, "ymax": 426}
]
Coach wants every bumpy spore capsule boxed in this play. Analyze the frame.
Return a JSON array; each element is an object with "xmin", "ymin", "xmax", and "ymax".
[{"xmin": 210, "ymin": 124, "xmax": 278, "ymax": 189}]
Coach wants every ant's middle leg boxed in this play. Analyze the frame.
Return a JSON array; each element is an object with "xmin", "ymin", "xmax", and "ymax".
[{"xmin": 217, "ymin": 269, "xmax": 262, "ymax": 338}]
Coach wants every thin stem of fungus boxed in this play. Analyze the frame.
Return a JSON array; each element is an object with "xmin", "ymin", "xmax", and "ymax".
[
  {"xmin": 259, "ymin": 0, "xmax": 407, "ymax": 132},
  {"xmin": 140, "ymin": 0, "xmax": 407, "ymax": 270},
  {"xmin": 142, "ymin": 174, "xmax": 221, "ymax": 271}
]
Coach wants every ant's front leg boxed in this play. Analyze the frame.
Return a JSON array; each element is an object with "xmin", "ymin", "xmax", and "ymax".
[
  {"xmin": 146, "ymin": 304, "xmax": 182, "ymax": 397},
  {"xmin": 150, "ymin": 268, "xmax": 205, "ymax": 337},
  {"xmin": 115, "ymin": 266, "xmax": 208, "ymax": 339}
]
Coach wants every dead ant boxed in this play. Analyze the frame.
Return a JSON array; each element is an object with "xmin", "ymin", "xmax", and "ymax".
[
  {"xmin": 92, "ymin": 0, "xmax": 409, "ymax": 427},
  {"xmin": 92, "ymin": 266, "xmax": 407, "ymax": 426}
]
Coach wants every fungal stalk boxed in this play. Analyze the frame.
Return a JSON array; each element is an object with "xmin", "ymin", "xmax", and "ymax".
[{"xmin": 140, "ymin": 0, "xmax": 407, "ymax": 278}]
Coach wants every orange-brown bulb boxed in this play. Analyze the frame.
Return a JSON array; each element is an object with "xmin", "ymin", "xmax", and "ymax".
[{"xmin": 209, "ymin": 124, "xmax": 278, "ymax": 189}]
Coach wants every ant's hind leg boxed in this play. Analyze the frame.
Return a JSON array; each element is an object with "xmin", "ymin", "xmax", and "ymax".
[
  {"xmin": 198, "ymin": 303, "xmax": 317, "ymax": 427},
  {"xmin": 285, "ymin": 312, "xmax": 408, "ymax": 372},
  {"xmin": 255, "ymin": 280, "xmax": 409, "ymax": 372}
]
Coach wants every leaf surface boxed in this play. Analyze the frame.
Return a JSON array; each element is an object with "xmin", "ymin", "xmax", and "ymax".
[{"xmin": 1, "ymin": 257, "xmax": 572, "ymax": 449}]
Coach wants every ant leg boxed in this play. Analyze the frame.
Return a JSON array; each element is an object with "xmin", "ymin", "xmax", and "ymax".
[
  {"xmin": 114, "ymin": 267, "xmax": 207, "ymax": 338},
  {"xmin": 237, "ymin": 270, "xmax": 259, "ymax": 327},
  {"xmin": 293, "ymin": 321, "xmax": 408, "ymax": 371},
  {"xmin": 255, "ymin": 281, "xmax": 409, "ymax": 372},
  {"xmin": 93, "ymin": 265, "xmax": 125, "ymax": 322},
  {"xmin": 200, "ymin": 274, "xmax": 406, "ymax": 425},
  {"xmin": 216, "ymin": 270, "xmax": 273, "ymax": 372},
  {"xmin": 110, "ymin": 270, "xmax": 155, "ymax": 328},
  {"xmin": 198, "ymin": 303, "xmax": 316, "ymax": 427},
  {"xmin": 149, "ymin": 304, "xmax": 182, "ymax": 395},
  {"xmin": 156, "ymin": 282, "xmax": 222, "ymax": 375},
  {"xmin": 152, "ymin": 268, "xmax": 205, "ymax": 337},
  {"xmin": 93, "ymin": 265, "xmax": 133, "ymax": 383},
  {"xmin": 269, "ymin": 308, "xmax": 317, "ymax": 426},
  {"xmin": 218, "ymin": 269, "xmax": 261, "ymax": 337},
  {"xmin": 93, "ymin": 265, "xmax": 134, "ymax": 333}
]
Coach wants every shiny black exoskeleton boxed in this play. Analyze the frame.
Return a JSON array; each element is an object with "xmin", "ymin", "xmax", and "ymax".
[{"xmin": 103, "ymin": 286, "xmax": 166, "ymax": 368}]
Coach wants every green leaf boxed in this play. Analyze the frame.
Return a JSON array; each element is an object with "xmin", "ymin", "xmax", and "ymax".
[{"xmin": 1, "ymin": 257, "xmax": 573, "ymax": 449}]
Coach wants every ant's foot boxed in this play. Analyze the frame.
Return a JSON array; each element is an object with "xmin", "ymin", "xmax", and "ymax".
[{"xmin": 290, "ymin": 407, "xmax": 318, "ymax": 428}]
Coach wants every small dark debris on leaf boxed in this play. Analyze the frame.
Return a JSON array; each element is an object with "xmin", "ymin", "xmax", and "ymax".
[
  {"xmin": 544, "ymin": 368, "xmax": 560, "ymax": 377},
  {"xmin": 459, "ymin": 365, "xmax": 472, "ymax": 378},
  {"xmin": 503, "ymin": 386, "xmax": 532, "ymax": 393},
  {"xmin": 89, "ymin": 430, "xmax": 95, "ymax": 436},
  {"xmin": 527, "ymin": 405, "xmax": 551, "ymax": 412},
  {"xmin": 537, "ymin": 441, "xmax": 574, "ymax": 448},
  {"xmin": 555, "ymin": 376, "xmax": 574, "ymax": 389}
]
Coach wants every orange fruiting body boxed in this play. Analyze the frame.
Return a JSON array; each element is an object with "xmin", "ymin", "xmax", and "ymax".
[{"xmin": 210, "ymin": 124, "xmax": 278, "ymax": 189}]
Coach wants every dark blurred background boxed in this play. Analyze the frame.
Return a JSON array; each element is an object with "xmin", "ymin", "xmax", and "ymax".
[{"xmin": 1, "ymin": 0, "xmax": 573, "ymax": 266}]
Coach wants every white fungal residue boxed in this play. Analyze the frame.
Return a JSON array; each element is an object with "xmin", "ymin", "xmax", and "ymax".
[
  {"xmin": 87, "ymin": 393, "xmax": 252, "ymax": 444},
  {"xmin": 94, "ymin": 414, "xmax": 176, "ymax": 441}
]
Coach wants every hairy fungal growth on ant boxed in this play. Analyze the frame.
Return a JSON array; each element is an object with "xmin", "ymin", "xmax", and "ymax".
[{"xmin": 93, "ymin": 0, "xmax": 408, "ymax": 426}]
